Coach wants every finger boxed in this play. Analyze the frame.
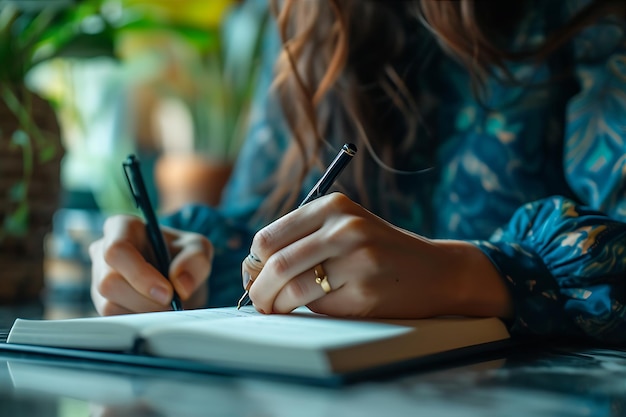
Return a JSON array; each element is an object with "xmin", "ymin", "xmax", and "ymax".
[
  {"xmin": 306, "ymin": 289, "xmax": 359, "ymax": 317},
  {"xmin": 248, "ymin": 229, "xmax": 339, "ymax": 313},
  {"xmin": 102, "ymin": 216, "xmax": 175, "ymax": 306},
  {"xmin": 91, "ymin": 238, "xmax": 174, "ymax": 313},
  {"xmin": 271, "ymin": 260, "xmax": 345, "ymax": 313},
  {"xmin": 90, "ymin": 284, "xmax": 135, "ymax": 317},
  {"xmin": 241, "ymin": 253, "xmax": 264, "ymax": 290},
  {"xmin": 168, "ymin": 234, "xmax": 213, "ymax": 300},
  {"xmin": 97, "ymin": 270, "xmax": 171, "ymax": 313},
  {"xmin": 250, "ymin": 193, "xmax": 352, "ymax": 263},
  {"xmin": 102, "ymin": 215, "xmax": 149, "ymax": 252},
  {"xmin": 97, "ymin": 298, "xmax": 141, "ymax": 316},
  {"xmin": 90, "ymin": 239, "xmax": 134, "ymax": 316}
]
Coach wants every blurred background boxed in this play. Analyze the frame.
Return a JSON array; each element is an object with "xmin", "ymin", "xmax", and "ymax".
[{"xmin": 0, "ymin": 0, "xmax": 270, "ymax": 314}]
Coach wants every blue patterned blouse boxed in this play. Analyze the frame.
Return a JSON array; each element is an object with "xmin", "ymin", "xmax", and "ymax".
[{"xmin": 162, "ymin": 0, "xmax": 626, "ymax": 344}]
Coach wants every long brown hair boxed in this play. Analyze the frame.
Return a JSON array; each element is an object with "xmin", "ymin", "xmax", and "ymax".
[{"xmin": 261, "ymin": 0, "xmax": 624, "ymax": 219}]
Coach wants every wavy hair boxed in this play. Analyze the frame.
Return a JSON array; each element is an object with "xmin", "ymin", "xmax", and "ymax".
[{"xmin": 261, "ymin": 0, "xmax": 624, "ymax": 219}]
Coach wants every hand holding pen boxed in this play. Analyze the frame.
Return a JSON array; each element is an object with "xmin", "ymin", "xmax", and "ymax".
[
  {"xmin": 237, "ymin": 143, "xmax": 357, "ymax": 309},
  {"xmin": 123, "ymin": 155, "xmax": 183, "ymax": 311},
  {"xmin": 238, "ymin": 141, "xmax": 482, "ymax": 319}
]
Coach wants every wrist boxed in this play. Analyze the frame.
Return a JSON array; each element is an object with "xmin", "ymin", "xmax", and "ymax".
[{"xmin": 436, "ymin": 240, "xmax": 513, "ymax": 319}]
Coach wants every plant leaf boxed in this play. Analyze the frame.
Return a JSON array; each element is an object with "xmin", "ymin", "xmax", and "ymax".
[
  {"xmin": 119, "ymin": 20, "xmax": 219, "ymax": 53},
  {"xmin": 46, "ymin": 31, "xmax": 116, "ymax": 59},
  {"xmin": 38, "ymin": 142, "xmax": 57, "ymax": 162},
  {"xmin": 3, "ymin": 203, "xmax": 29, "ymax": 237},
  {"xmin": 10, "ymin": 129, "xmax": 29, "ymax": 147},
  {"xmin": 9, "ymin": 127, "xmax": 33, "ymax": 176},
  {"xmin": 8, "ymin": 181, "xmax": 27, "ymax": 202}
]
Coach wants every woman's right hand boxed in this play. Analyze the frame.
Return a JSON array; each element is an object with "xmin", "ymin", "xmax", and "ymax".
[{"xmin": 89, "ymin": 215, "xmax": 213, "ymax": 316}]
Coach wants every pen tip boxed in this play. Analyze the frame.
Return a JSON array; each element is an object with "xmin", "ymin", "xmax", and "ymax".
[{"xmin": 237, "ymin": 291, "xmax": 249, "ymax": 310}]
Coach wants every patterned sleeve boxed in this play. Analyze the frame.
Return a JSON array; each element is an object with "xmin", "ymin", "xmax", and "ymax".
[
  {"xmin": 563, "ymin": 12, "xmax": 626, "ymax": 218},
  {"xmin": 474, "ymin": 16, "xmax": 626, "ymax": 344},
  {"xmin": 474, "ymin": 197, "xmax": 626, "ymax": 344}
]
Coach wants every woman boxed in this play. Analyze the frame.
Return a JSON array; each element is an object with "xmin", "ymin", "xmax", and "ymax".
[{"xmin": 90, "ymin": 0, "xmax": 626, "ymax": 343}]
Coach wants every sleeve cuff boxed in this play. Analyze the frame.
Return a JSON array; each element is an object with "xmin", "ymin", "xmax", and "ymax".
[{"xmin": 472, "ymin": 239, "xmax": 580, "ymax": 339}]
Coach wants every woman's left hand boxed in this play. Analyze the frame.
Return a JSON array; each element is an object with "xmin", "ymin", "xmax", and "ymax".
[{"xmin": 243, "ymin": 193, "xmax": 512, "ymax": 319}]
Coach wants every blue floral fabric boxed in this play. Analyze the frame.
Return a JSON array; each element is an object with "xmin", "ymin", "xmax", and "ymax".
[{"xmin": 162, "ymin": 0, "xmax": 626, "ymax": 344}]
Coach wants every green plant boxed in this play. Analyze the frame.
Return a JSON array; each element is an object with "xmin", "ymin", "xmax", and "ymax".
[
  {"xmin": 0, "ymin": 0, "xmax": 115, "ymax": 240},
  {"xmin": 184, "ymin": 0, "xmax": 270, "ymax": 161}
]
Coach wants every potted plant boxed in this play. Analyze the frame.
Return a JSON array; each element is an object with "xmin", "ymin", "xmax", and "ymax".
[{"xmin": 0, "ymin": 0, "xmax": 115, "ymax": 303}]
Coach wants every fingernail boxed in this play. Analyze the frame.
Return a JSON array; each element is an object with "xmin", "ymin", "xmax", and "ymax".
[
  {"xmin": 243, "ymin": 271, "xmax": 253, "ymax": 291},
  {"xmin": 176, "ymin": 272, "xmax": 194, "ymax": 298},
  {"xmin": 150, "ymin": 286, "xmax": 171, "ymax": 305}
]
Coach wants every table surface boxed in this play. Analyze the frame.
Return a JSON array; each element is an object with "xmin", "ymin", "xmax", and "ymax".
[{"xmin": 1, "ymin": 302, "xmax": 625, "ymax": 417}]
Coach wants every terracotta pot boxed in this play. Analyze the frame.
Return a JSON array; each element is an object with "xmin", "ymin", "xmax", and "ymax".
[
  {"xmin": 154, "ymin": 154, "xmax": 233, "ymax": 215},
  {"xmin": 0, "ymin": 87, "xmax": 63, "ymax": 303}
]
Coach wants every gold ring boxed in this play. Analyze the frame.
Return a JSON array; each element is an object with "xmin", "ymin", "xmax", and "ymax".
[{"xmin": 314, "ymin": 264, "xmax": 332, "ymax": 294}]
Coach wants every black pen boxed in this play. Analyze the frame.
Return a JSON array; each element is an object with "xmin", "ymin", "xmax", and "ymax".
[
  {"xmin": 123, "ymin": 155, "xmax": 183, "ymax": 311},
  {"xmin": 237, "ymin": 143, "xmax": 358, "ymax": 308}
]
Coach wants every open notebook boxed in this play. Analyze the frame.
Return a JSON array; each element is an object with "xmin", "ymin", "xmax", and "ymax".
[{"xmin": 3, "ymin": 306, "xmax": 511, "ymax": 385}]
